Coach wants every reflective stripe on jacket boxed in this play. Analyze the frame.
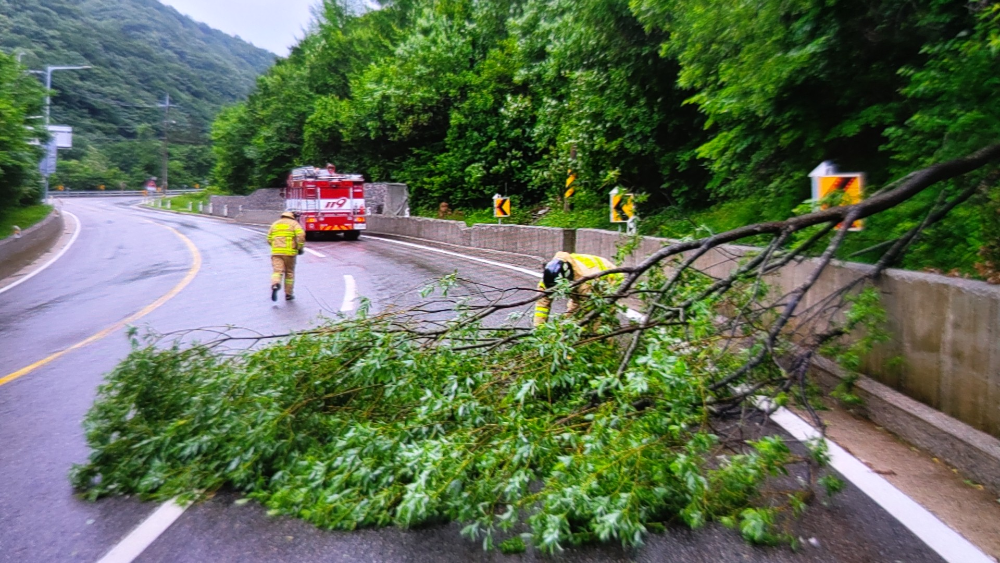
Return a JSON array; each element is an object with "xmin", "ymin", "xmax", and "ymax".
[
  {"xmin": 534, "ymin": 252, "xmax": 620, "ymax": 326},
  {"xmin": 267, "ymin": 218, "xmax": 306, "ymax": 256}
]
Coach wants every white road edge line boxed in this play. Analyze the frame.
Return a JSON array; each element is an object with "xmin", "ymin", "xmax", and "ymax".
[
  {"xmin": 341, "ymin": 274, "xmax": 357, "ymax": 312},
  {"xmin": 95, "ymin": 498, "xmax": 189, "ymax": 563},
  {"xmin": 365, "ymin": 235, "xmax": 541, "ymax": 277},
  {"xmin": 367, "ymin": 234, "xmax": 994, "ymax": 563},
  {"xmin": 769, "ymin": 407, "xmax": 993, "ymax": 563},
  {"xmin": 0, "ymin": 210, "xmax": 81, "ymax": 296}
]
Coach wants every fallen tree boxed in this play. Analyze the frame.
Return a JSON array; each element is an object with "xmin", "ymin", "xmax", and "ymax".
[{"xmin": 72, "ymin": 144, "xmax": 1000, "ymax": 553}]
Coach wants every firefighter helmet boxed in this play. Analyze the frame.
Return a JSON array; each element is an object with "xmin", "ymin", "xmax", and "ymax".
[{"xmin": 542, "ymin": 258, "xmax": 573, "ymax": 289}]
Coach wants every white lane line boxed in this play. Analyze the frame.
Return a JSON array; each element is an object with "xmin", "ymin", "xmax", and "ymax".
[
  {"xmin": 239, "ymin": 226, "xmax": 264, "ymax": 235},
  {"xmin": 341, "ymin": 274, "xmax": 357, "ymax": 312},
  {"xmin": 365, "ymin": 236, "xmax": 540, "ymax": 277},
  {"xmin": 96, "ymin": 499, "xmax": 189, "ymax": 563},
  {"xmin": 769, "ymin": 408, "xmax": 993, "ymax": 563},
  {"xmin": 0, "ymin": 210, "xmax": 81, "ymax": 296},
  {"xmin": 367, "ymin": 234, "xmax": 993, "ymax": 561}
]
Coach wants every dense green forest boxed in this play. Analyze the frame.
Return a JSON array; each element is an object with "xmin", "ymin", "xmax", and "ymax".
[
  {"xmin": 0, "ymin": 0, "xmax": 274, "ymax": 198},
  {"xmin": 213, "ymin": 0, "xmax": 1000, "ymax": 275}
]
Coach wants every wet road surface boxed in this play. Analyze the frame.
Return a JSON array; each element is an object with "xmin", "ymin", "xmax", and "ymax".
[{"xmin": 0, "ymin": 199, "xmax": 942, "ymax": 562}]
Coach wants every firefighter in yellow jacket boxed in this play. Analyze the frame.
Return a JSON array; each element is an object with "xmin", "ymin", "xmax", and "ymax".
[
  {"xmin": 534, "ymin": 252, "xmax": 619, "ymax": 326},
  {"xmin": 268, "ymin": 211, "xmax": 306, "ymax": 301}
]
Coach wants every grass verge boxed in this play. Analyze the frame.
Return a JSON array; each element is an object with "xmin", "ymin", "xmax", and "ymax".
[{"xmin": 0, "ymin": 204, "xmax": 54, "ymax": 240}]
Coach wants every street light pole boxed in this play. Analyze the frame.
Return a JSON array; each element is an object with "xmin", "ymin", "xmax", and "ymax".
[
  {"xmin": 34, "ymin": 65, "xmax": 90, "ymax": 202},
  {"xmin": 43, "ymin": 65, "xmax": 91, "ymax": 127}
]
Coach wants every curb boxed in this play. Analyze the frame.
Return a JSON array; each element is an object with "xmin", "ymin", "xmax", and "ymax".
[
  {"xmin": 0, "ymin": 210, "xmax": 65, "ymax": 282},
  {"xmin": 809, "ymin": 355, "xmax": 1000, "ymax": 494}
]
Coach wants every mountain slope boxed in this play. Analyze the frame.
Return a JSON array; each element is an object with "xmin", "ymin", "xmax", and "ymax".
[{"xmin": 0, "ymin": 0, "xmax": 274, "ymax": 139}]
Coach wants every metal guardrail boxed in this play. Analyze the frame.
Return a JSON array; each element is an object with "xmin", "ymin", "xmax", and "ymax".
[{"xmin": 51, "ymin": 190, "xmax": 203, "ymax": 198}]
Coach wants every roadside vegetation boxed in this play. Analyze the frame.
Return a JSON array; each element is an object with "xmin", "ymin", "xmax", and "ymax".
[
  {"xmin": 0, "ymin": 204, "xmax": 52, "ymax": 240},
  {"xmin": 0, "ymin": 50, "xmax": 46, "ymax": 224},
  {"xmin": 210, "ymin": 0, "xmax": 1000, "ymax": 277}
]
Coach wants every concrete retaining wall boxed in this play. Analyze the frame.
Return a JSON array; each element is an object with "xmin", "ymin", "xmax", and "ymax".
[
  {"xmin": 0, "ymin": 210, "xmax": 64, "ymax": 281},
  {"xmin": 576, "ymin": 228, "xmax": 1000, "ymax": 439}
]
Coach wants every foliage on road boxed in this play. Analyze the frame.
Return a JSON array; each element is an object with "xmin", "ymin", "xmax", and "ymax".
[
  {"xmin": 71, "ymin": 289, "xmax": 832, "ymax": 552},
  {"xmin": 0, "ymin": 0, "xmax": 275, "ymax": 192}
]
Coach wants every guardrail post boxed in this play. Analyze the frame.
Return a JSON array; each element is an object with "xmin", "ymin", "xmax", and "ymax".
[
  {"xmin": 208, "ymin": 203, "xmax": 213, "ymax": 215},
  {"xmin": 188, "ymin": 202, "xmax": 192, "ymax": 211},
  {"xmin": 166, "ymin": 199, "xmax": 171, "ymax": 210},
  {"xmin": 198, "ymin": 202, "xmax": 203, "ymax": 213},
  {"xmin": 223, "ymin": 204, "xmax": 228, "ymax": 217}
]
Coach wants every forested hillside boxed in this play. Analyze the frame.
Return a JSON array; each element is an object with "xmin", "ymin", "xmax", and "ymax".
[
  {"xmin": 0, "ymin": 0, "xmax": 275, "ymax": 191},
  {"xmin": 213, "ymin": 0, "xmax": 1000, "ymax": 275}
]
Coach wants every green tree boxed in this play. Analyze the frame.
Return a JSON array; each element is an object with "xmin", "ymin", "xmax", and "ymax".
[{"xmin": 0, "ymin": 51, "xmax": 45, "ymax": 210}]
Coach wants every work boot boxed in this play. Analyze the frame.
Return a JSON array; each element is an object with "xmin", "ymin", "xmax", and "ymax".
[
  {"xmin": 271, "ymin": 284, "xmax": 280, "ymax": 302},
  {"xmin": 285, "ymin": 294, "xmax": 295, "ymax": 301}
]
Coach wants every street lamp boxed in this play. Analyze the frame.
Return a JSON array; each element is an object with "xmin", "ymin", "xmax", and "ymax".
[{"xmin": 43, "ymin": 65, "xmax": 91, "ymax": 126}]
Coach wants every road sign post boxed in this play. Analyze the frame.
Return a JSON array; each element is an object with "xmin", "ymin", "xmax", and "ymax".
[{"xmin": 493, "ymin": 194, "xmax": 511, "ymax": 223}]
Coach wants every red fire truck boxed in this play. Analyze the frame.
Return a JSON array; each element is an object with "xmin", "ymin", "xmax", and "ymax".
[{"xmin": 284, "ymin": 165, "xmax": 366, "ymax": 240}]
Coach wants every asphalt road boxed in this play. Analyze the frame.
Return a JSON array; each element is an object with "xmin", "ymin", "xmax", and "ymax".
[{"xmin": 0, "ymin": 198, "xmax": 943, "ymax": 562}]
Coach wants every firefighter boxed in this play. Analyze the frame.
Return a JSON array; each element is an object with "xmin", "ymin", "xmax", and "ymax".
[
  {"xmin": 268, "ymin": 211, "xmax": 306, "ymax": 301},
  {"xmin": 534, "ymin": 251, "xmax": 619, "ymax": 327}
]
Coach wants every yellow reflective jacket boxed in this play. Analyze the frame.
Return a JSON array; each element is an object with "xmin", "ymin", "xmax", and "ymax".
[
  {"xmin": 267, "ymin": 218, "xmax": 306, "ymax": 256},
  {"xmin": 534, "ymin": 252, "xmax": 620, "ymax": 326}
]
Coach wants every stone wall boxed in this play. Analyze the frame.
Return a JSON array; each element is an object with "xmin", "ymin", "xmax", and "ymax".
[
  {"xmin": 209, "ymin": 188, "xmax": 284, "ymax": 218},
  {"xmin": 0, "ymin": 210, "xmax": 65, "ymax": 281}
]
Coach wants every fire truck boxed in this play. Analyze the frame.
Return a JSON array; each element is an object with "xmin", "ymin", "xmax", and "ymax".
[{"xmin": 284, "ymin": 165, "xmax": 366, "ymax": 240}]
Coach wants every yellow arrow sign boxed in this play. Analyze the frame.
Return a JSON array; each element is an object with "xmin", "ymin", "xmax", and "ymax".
[
  {"xmin": 610, "ymin": 193, "xmax": 635, "ymax": 223},
  {"xmin": 494, "ymin": 197, "xmax": 511, "ymax": 218}
]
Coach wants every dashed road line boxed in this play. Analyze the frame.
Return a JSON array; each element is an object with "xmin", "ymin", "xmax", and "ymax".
[
  {"xmin": 0, "ymin": 210, "xmax": 81, "ymax": 296},
  {"xmin": 95, "ymin": 499, "xmax": 189, "ymax": 563},
  {"xmin": 304, "ymin": 247, "xmax": 327, "ymax": 258},
  {"xmin": 341, "ymin": 275, "xmax": 357, "ymax": 312}
]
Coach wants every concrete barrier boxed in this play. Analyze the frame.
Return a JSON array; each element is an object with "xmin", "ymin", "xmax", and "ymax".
[
  {"xmin": 577, "ymin": 228, "xmax": 1000, "ymax": 440},
  {"xmin": 0, "ymin": 210, "xmax": 64, "ymax": 281}
]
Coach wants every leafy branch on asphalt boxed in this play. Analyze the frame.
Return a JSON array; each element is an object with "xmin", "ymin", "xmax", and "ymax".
[{"xmin": 72, "ymin": 145, "xmax": 1000, "ymax": 552}]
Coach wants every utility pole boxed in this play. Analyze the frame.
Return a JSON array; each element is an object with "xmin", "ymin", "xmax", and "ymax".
[{"xmin": 159, "ymin": 93, "xmax": 174, "ymax": 192}]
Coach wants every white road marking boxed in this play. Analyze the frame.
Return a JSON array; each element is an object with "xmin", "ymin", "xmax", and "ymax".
[
  {"xmin": 0, "ymin": 210, "xmax": 81, "ymax": 296},
  {"xmin": 239, "ymin": 226, "xmax": 264, "ymax": 235},
  {"xmin": 367, "ymin": 233, "xmax": 995, "ymax": 562},
  {"xmin": 95, "ymin": 499, "xmax": 189, "ymax": 563},
  {"xmin": 365, "ymin": 236, "xmax": 540, "ymax": 277},
  {"xmin": 769, "ymin": 408, "xmax": 994, "ymax": 563},
  {"xmin": 341, "ymin": 275, "xmax": 357, "ymax": 312}
]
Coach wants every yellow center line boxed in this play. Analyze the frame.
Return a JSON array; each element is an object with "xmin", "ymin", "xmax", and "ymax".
[{"xmin": 0, "ymin": 223, "xmax": 202, "ymax": 388}]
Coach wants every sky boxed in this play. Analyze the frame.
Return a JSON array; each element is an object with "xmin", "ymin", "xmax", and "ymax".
[{"xmin": 159, "ymin": 0, "xmax": 320, "ymax": 56}]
